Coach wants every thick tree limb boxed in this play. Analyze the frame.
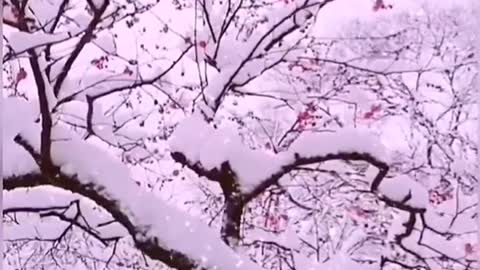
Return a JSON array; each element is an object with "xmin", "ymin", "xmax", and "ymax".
[
  {"xmin": 13, "ymin": 2, "xmax": 56, "ymax": 176},
  {"xmin": 171, "ymin": 150, "xmax": 393, "ymax": 247},
  {"xmin": 4, "ymin": 172, "xmax": 199, "ymax": 270},
  {"xmin": 5, "ymin": 138, "xmax": 205, "ymax": 270}
]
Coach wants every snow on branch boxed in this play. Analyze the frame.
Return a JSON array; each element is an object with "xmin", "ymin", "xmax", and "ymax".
[
  {"xmin": 194, "ymin": 0, "xmax": 333, "ymax": 117},
  {"xmin": 377, "ymin": 175, "xmax": 429, "ymax": 210},
  {"xmin": 169, "ymin": 113, "xmax": 294, "ymax": 191},
  {"xmin": 4, "ymin": 97, "xmax": 264, "ymax": 270},
  {"xmin": 3, "ymin": 98, "xmax": 40, "ymax": 177},
  {"xmin": 169, "ymin": 112, "xmax": 432, "ymax": 253},
  {"xmin": 169, "ymin": 113, "xmax": 432, "ymax": 212},
  {"xmin": 288, "ymin": 127, "xmax": 387, "ymax": 161},
  {"xmin": 7, "ymin": 31, "xmax": 72, "ymax": 54},
  {"xmin": 169, "ymin": 114, "xmax": 390, "ymax": 194}
]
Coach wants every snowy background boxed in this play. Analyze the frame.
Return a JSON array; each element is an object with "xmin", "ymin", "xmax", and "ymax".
[{"xmin": 2, "ymin": 0, "xmax": 479, "ymax": 269}]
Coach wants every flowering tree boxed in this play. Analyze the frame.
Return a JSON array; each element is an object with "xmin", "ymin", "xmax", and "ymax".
[
  {"xmin": 268, "ymin": 5, "xmax": 478, "ymax": 269},
  {"xmin": 2, "ymin": 0, "xmax": 478, "ymax": 270}
]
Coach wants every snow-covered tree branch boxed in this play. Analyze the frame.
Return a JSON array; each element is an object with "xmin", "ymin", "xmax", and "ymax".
[{"xmin": 2, "ymin": 0, "xmax": 478, "ymax": 270}]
